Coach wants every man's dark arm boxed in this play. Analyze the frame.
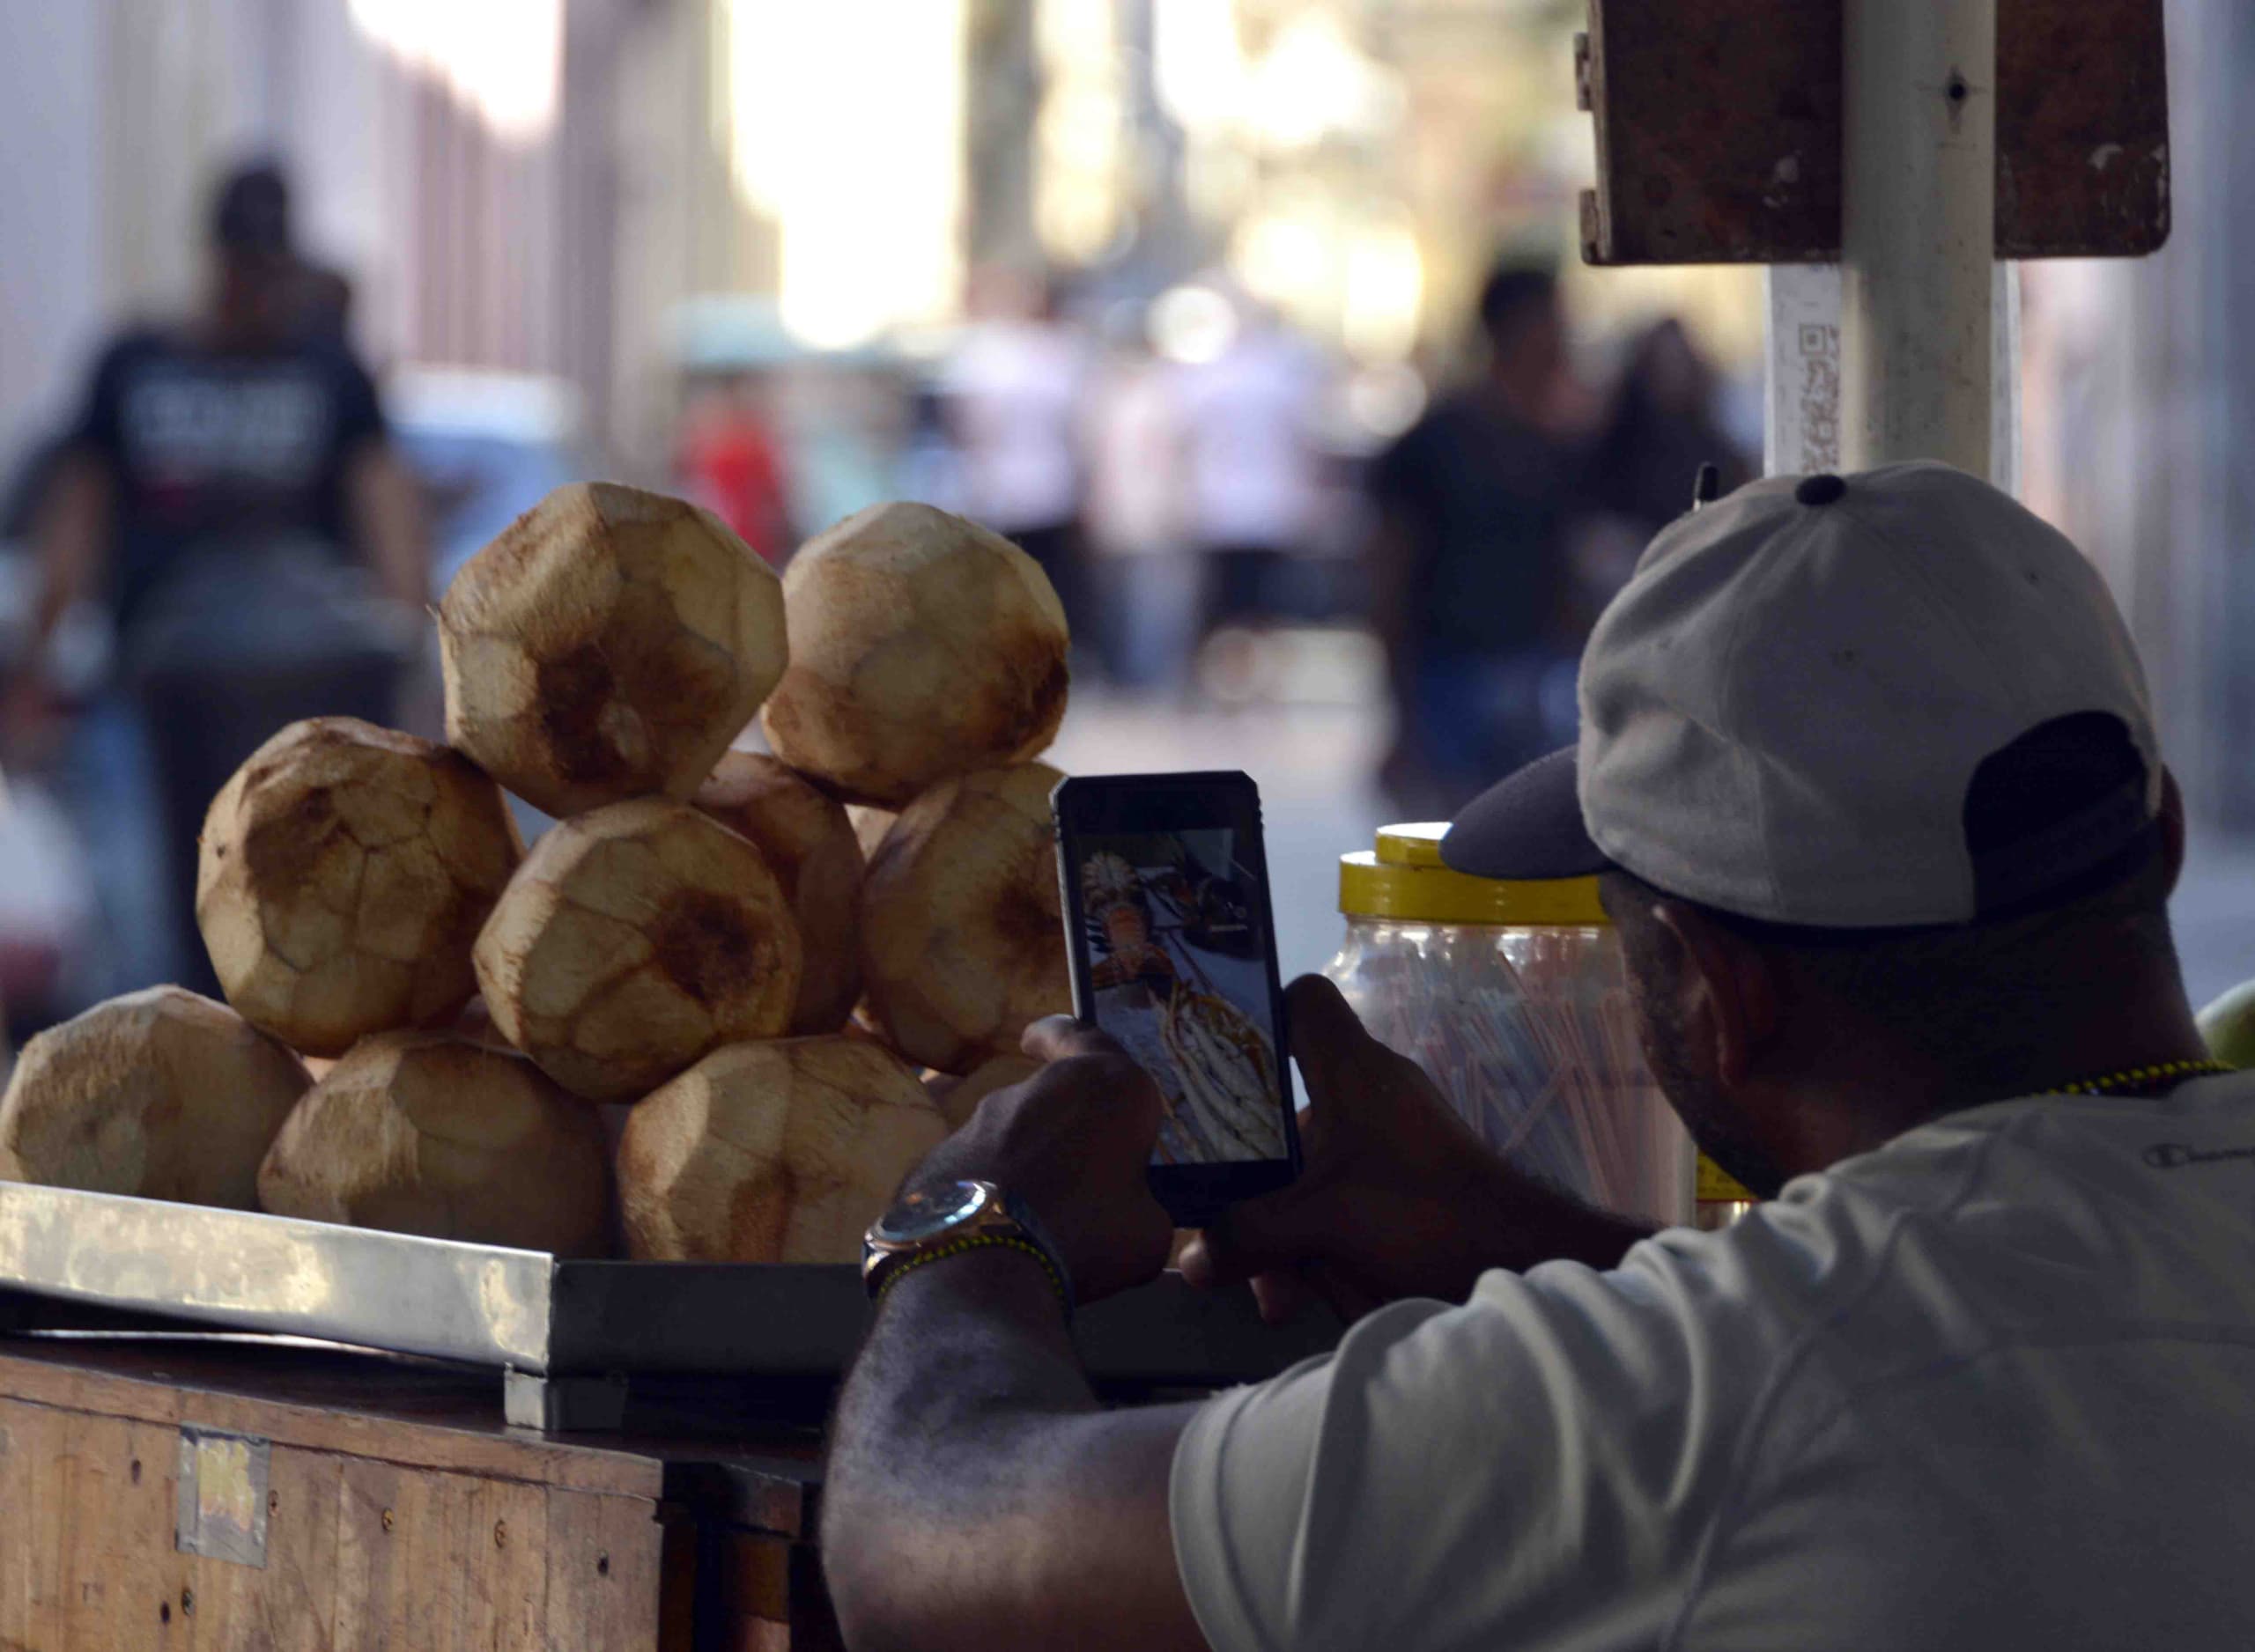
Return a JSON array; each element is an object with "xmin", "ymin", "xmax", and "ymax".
[
  {"xmin": 824, "ymin": 1250, "xmax": 1209, "ymax": 1652},
  {"xmin": 823, "ymin": 1036, "xmax": 1207, "ymax": 1652}
]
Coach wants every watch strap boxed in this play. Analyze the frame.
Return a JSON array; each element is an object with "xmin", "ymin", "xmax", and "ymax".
[
  {"xmin": 995, "ymin": 1190, "xmax": 1076, "ymax": 1316},
  {"xmin": 870, "ymin": 1230, "xmax": 1074, "ymax": 1319}
]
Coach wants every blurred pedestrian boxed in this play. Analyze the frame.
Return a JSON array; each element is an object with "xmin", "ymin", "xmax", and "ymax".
[
  {"xmin": 1082, "ymin": 306, "xmax": 1195, "ymax": 690},
  {"xmin": 1559, "ymin": 318, "xmax": 1756, "ymax": 640},
  {"xmin": 943, "ymin": 270, "xmax": 1094, "ymax": 654},
  {"xmin": 2, "ymin": 159, "xmax": 427, "ymax": 1003},
  {"xmin": 1173, "ymin": 302, "xmax": 1329, "ymax": 647},
  {"xmin": 676, "ymin": 372, "xmax": 795, "ymax": 564},
  {"xmin": 897, "ymin": 381, "xmax": 970, "ymax": 517},
  {"xmin": 1366, "ymin": 262, "xmax": 1594, "ymax": 817}
]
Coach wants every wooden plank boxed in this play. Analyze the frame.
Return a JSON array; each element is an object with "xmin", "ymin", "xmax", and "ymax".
[
  {"xmin": 0, "ymin": 1398, "xmax": 44, "ymax": 1648},
  {"xmin": 5, "ymin": 1399, "xmax": 70, "ymax": 1650},
  {"xmin": 333, "ymin": 1457, "xmax": 402, "ymax": 1652},
  {"xmin": 248, "ymin": 1446, "xmax": 343, "ymax": 1652},
  {"xmin": 543, "ymin": 1486, "xmax": 662, "ymax": 1652},
  {"xmin": 185, "ymin": 1523, "xmax": 265, "ymax": 1652},
  {"xmin": 1580, "ymin": 0, "xmax": 2169, "ymax": 264},
  {"xmin": 57, "ymin": 1413, "xmax": 171, "ymax": 1648},
  {"xmin": 0, "ymin": 1346, "xmax": 664, "ymax": 1500},
  {"xmin": 382, "ymin": 1457, "xmax": 465, "ymax": 1650},
  {"xmin": 115, "ymin": 1420, "xmax": 191, "ymax": 1651},
  {"xmin": 468, "ymin": 1476, "xmax": 550, "ymax": 1649}
]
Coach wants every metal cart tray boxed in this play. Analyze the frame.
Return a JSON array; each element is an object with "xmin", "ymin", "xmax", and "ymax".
[{"xmin": 0, "ymin": 1184, "xmax": 1339, "ymax": 1427}]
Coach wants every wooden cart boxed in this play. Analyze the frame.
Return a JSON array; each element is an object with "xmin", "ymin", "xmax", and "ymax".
[{"xmin": 0, "ymin": 1334, "xmax": 836, "ymax": 1650}]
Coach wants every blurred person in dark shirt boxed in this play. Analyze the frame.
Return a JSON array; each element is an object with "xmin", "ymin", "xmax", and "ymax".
[
  {"xmin": 1367, "ymin": 263, "xmax": 1595, "ymax": 817},
  {"xmin": 1562, "ymin": 318, "xmax": 1757, "ymax": 640},
  {"xmin": 3, "ymin": 159, "xmax": 426, "ymax": 1000}
]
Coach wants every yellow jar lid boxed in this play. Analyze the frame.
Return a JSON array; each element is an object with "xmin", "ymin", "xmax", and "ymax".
[
  {"xmin": 1338, "ymin": 851, "xmax": 1608, "ymax": 925},
  {"xmin": 1374, "ymin": 822, "xmax": 1452, "ymax": 868}
]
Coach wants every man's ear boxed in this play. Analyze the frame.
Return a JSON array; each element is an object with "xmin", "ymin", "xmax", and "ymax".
[
  {"xmin": 2159, "ymin": 767, "xmax": 2187, "ymax": 899},
  {"xmin": 1648, "ymin": 899, "xmax": 1780, "ymax": 1088}
]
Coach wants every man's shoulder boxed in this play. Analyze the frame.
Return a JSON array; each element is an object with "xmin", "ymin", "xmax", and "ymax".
[{"xmin": 1652, "ymin": 1077, "xmax": 2255, "ymax": 1409}]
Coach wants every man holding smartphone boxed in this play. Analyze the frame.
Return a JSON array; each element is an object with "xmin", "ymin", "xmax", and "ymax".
[{"xmin": 824, "ymin": 464, "xmax": 2255, "ymax": 1650}]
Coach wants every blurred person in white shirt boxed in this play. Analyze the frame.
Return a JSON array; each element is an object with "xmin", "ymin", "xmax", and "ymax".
[
  {"xmin": 943, "ymin": 270, "xmax": 1095, "ymax": 653},
  {"xmin": 1081, "ymin": 306, "xmax": 1197, "ymax": 691},
  {"xmin": 1172, "ymin": 305, "xmax": 1330, "ymax": 648}
]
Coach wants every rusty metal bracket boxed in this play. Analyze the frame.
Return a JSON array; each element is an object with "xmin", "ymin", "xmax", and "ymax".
[{"xmin": 1579, "ymin": 0, "xmax": 2169, "ymax": 265}]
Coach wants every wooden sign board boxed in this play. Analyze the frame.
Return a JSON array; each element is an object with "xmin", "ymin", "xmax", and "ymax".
[{"xmin": 1578, "ymin": 0, "xmax": 2170, "ymax": 265}]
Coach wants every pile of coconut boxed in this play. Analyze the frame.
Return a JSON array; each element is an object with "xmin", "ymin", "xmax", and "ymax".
[{"xmin": 0, "ymin": 487, "xmax": 1072, "ymax": 1263}]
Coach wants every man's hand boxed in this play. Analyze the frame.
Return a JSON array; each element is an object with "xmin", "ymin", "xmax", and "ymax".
[
  {"xmin": 1181, "ymin": 976, "xmax": 1655, "ymax": 1323},
  {"xmin": 906, "ymin": 1019, "xmax": 1177, "ymax": 1306}
]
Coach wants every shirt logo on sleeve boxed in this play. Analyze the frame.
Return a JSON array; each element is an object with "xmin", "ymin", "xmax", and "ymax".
[{"xmin": 2141, "ymin": 1141, "xmax": 2255, "ymax": 1170}]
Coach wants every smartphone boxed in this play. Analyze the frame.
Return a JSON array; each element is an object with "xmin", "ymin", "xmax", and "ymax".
[{"xmin": 1052, "ymin": 771, "xmax": 1302, "ymax": 1227}]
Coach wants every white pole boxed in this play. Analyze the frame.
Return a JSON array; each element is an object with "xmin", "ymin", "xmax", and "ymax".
[{"xmin": 1840, "ymin": 0, "xmax": 1998, "ymax": 478}]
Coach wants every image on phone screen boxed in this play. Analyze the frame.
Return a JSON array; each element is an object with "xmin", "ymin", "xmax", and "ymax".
[{"xmin": 1073, "ymin": 827, "xmax": 1288, "ymax": 1165}]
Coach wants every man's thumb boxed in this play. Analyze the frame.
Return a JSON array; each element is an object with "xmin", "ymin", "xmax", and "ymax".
[{"xmin": 1284, "ymin": 973, "xmax": 1385, "ymax": 1078}]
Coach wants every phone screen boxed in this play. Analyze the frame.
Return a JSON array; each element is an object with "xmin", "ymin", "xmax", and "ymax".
[{"xmin": 1054, "ymin": 775, "xmax": 1300, "ymax": 1221}]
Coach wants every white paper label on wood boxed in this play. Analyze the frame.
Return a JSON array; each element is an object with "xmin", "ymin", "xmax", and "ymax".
[{"xmin": 175, "ymin": 1427, "xmax": 271, "ymax": 1569}]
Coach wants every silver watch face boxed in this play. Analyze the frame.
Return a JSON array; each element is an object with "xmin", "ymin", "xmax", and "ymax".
[{"xmin": 873, "ymin": 1180, "xmax": 991, "ymax": 1245}]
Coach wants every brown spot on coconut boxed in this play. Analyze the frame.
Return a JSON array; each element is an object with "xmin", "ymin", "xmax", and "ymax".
[
  {"xmin": 693, "ymin": 751, "xmax": 864, "ymax": 1034},
  {"xmin": 860, "ymin": 763, "xmax": 1071, "ymax": 1075},
  {"xmin": 257, "ymin": 1030, "xmax": 610, "ymax": 1255},
  {"xmin": 472, "ymin": 799, "xmax": 803, "ymax": 1102},
  {"xmin": 196, "ymin": 718, "xmax": 523, "ymax": 1057},
  {"xmin": 0, "ymin": 987, "xmax": 309, "ymax": 1207},
  {"xmin": 439, "ymin": 483, "xmax": 788, "ymax": 817},
  {"xmin": 923, "ymin": 1053, "xmax": 1041, "ymax": 1133},
  {"xmin": 617, "ymin": 1036, "xmax": 947, "ymax": 1263},
  {"xmin": 759, "ymin": 502, "xmax": 1069, "ymax": 807}
]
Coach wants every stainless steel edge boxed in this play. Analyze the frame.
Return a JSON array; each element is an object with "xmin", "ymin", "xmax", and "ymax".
[
  {"xmin": 0, "ymin": 1183, "xmax": 557, "ymax": 1371},
  {"xmin": 0, "ymin": 1184, "xmax": 1341, "ymax": 1386}
]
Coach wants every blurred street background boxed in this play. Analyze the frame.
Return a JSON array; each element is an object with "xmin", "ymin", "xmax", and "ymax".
[{"xmin": 2, "ymin": 0, "xmax": 2251, "ymax": 1037}]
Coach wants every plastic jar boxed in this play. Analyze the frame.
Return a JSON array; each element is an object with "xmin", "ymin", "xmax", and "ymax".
[{"xmin": 1324, "ymin": 823, "xmax": 1692, "ymax": 1228}]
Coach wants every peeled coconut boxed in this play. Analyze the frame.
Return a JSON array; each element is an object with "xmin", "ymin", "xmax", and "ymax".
[
  {"xmin": 0, "ymin": 987, "xmax": 309, "ymax": 1207},
  {"xmin": 617, "ymin": 1036, "xmax": 947, "ymax": 1263},
  {"xmin": 473, "ymin": 799, "xmax": 803, "ymax": 1102},
  {"xmin": 847, "ymin": 804, "xmax": 896, "ymax": 859},
  {"xmin": 439, "ymin": 483, "xmax": 788, "ymax": 818},
  {"xmin": 760, "ymin": 502, "xmax": 1069, "ymax": 807},
  {"xmin": 257, "ymin": 1030, "xmax": 610, "ymax": 1255},
  {"xmin": 925, "ymin": 1053, "xmax": 1041, "ymax": 1133},
  {"xmin": 196, "ymin": 718, "xmax": 523, "ymax": 1057},
  {"xmin": 861, "ymin": 763, "xmax": 1071, "ymax": 1075},
  {"xmin": 693, "ymin": 750, "xmax": 863, "ymax": 1034}
]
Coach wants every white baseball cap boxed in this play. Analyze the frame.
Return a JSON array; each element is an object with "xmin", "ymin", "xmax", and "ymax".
[{"xmin": 1440, "ymin": 462, "xmax": 2162, "ymax": 927}]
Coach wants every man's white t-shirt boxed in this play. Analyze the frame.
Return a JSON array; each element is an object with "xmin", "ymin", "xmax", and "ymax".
[{"xmin": 1172, "ymin": 1073, "xmax": 2255, "ymax": 1649}]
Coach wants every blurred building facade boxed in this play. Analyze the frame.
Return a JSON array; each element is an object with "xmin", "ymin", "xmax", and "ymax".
[
  {"xmin": 2022, "ymin": 0, "xmax": 2255, "ymax": 831},
  {"xmin": 3, "ymin": 0, "xmax": 2242, "ymax": 831}
]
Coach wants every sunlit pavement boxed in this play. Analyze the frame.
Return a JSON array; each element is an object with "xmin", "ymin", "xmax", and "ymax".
[{"xmin": 1053, "ymin": 689, "xmax": 2255, "ymax": 1009}]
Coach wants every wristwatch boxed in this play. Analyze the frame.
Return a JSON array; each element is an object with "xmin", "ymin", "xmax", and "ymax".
[{"xmin": 861, "ymin": 1179, "xmax": 1075, "ymax": 1318}]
